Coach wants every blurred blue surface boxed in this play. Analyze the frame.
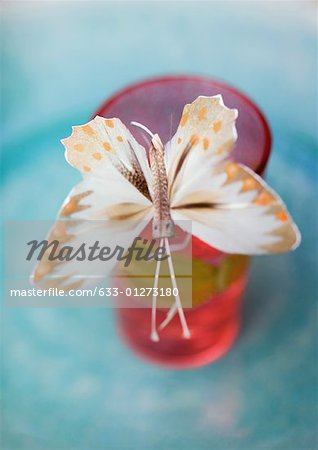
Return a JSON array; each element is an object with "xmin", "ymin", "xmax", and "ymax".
[{"xmin": 1, "ymin": 2, "xmax": 317, "ymax": 449}]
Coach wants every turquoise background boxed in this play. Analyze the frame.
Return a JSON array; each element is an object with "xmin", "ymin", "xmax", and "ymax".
[{"xmin": 1, "ymin": 2, "xmax": 317, "ymax": 449}]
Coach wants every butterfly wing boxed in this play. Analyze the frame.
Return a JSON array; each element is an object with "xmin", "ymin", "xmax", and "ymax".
[
  {"xmin": 167, "ymin": 95, "xmax": 300, "ymax": 254},
  {"xmin": 32, "ymin": 118, "xmax": 153, "ymax": 289},
  {"xmin": 165, "ymin": 95, "xmax": 238, "ymax": 201},
  {"xmin": 62, "ymin": 115, "xmax": 153, "ymax": 200},
  {"xmin": 32, "ymin": 209, "xmax": 152, "ymax": 290},
  {"xmin": 171, "ymin": 160, "xmax": 300, "ymax": 254}
]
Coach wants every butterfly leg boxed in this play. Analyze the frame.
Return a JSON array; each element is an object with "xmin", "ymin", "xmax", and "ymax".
[
  {"xmin": 164, "ymin": 238, "xmax": 190, "ymax": 339},
  {"xmin": 150, "ymin": 238, "xmax": 163, "ymax": 342},
  {"xmin": 158, "ymin": 233, "xmax": 192, "ymax": 330},
  {"xmin": 158, "ymin": 303, "xmax": 177, "ymax": 331}
]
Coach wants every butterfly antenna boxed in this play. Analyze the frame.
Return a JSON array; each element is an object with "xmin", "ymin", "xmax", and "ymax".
[
  {"xmin": 131, "ymin": 121, "xmax": 155, "ymax": 147},
  {"xmin": 164, "ymin": 237, "xmax": 190, "ymax": 339},
  {"xmin": 150, "ymin": 238, "xmax": 163, "ymax": 342}
]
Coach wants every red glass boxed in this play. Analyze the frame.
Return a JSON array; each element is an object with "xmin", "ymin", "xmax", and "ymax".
[{"xmin": 94, "ymin": 75, "xmax": 272, "ymax": 369}]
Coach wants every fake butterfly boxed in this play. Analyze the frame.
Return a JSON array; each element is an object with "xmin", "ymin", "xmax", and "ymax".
[{"xmin": 32, "ymin": 95, "xmax": 301, "ymax": 342}]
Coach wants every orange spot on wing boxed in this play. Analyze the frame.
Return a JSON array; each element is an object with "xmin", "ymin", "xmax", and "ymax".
[
  {"xmin": 198, "ymin": 107, "xmax": 207, "ymax": 121},
  {"xmin": 255, "ymin": 191, "xmax": 272, "ymax": 206},
  {"xmin": 213, "ymin": 121, "xmax": 222, "ymax": 133},
  {"xmin": 217, "ymin": 140, "xmax": 233, "ymax": 156},
  {"xmin": 276, "ymin": 210, "xmax": 288, "ymax": 222},
  {"xmin": 82, "ymin": 125, "xmax": 95, "ymax": 136},
  {"xmin": 52, "ymin": 222, "xmax": 68, "ymax": 237},
  {"xmin": 74, "ymin": 143, "xmax": 84, "ymax": 152},
  {"xmin": 203, "ymin": 137, "xmax": 210, "ymax": 151},
  {"xmin": 180, "ymin": 112, "xmax": 189, "ymax": 127},
  {"xmin": 226, "ymin": 163, "xmax": 239, "ymax": 177},
  {"xmin": 83, "ymin": 166, "xmax": 91, "ymax": 172},
  {"xmin": 190, "ymin": 134, "xmax": 199, "ymax": 146},
  {"xmin": 177, "ymin": 137, "xmax": 182, "ymax": 145},
  {"xmin": 116, "ymin": 136, "xmax": 124, "ymax": 142},
  {"xmin": 93, "ymin": 152, "xmax": 102, "ymax": 160},
  {"xmin": 105, "ymin": 119, "xmax": 114, "ymax": 128},
  {"xmin": 103, "ymin": 142, "xmax": 111, "ymax": 151},
  {"xmin": 61, "ymin": 199, "xmax": 77, "ymax": 216},
  {"xmin": 242, "ymin": 177, "xmax": 257, "ymax": 191}
]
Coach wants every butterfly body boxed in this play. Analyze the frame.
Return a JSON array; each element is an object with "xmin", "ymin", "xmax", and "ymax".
[{"xmin": 149, "ymin": 134, "xmax": 175, "ymax": 239}]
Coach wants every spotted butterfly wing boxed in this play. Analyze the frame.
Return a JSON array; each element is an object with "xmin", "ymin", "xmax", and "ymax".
[
  {"xmin": 32, "ymin": 117, "xmax": 153, "ymax": 289},
  {"xmin": 167, "ymin": 95, "xmax": 301, "ymax": 254}
]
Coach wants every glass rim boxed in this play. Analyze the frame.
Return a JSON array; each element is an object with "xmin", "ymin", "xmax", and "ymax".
[{"xmin": 94, "ymin": 74, "xmax": 272, "ymax": 175}]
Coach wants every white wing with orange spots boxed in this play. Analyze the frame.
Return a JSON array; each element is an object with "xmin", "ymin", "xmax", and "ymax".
[
  {"xmin": 59, "ymin": 171, "xmax": 152, "ymax": 221},
  {"xmin": 62, "ymin": 116, "xmax": 153, "ymax": 200},
  {"xmin": 166, "ymin": 95, "xmax": 238, "ymax": 200},
  {"xmin": 32, "ymin": 176, "xmax": 152, "ymax": 289},
  {"xmin": 32, "ymin": 213, "xmax": 152, "ymax": 290},
  {"xmin": 32, "ymin": 118, "xmax": 154, "ymax": 289},
  {"xmin": 171, "ymin": 161, "xmax": 301, "ymax": 254}
]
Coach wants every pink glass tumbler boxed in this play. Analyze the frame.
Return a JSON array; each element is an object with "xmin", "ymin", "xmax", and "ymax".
[{"xmin": 94, "ymin": 75, "xmax": 272, "ymax": 369}]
